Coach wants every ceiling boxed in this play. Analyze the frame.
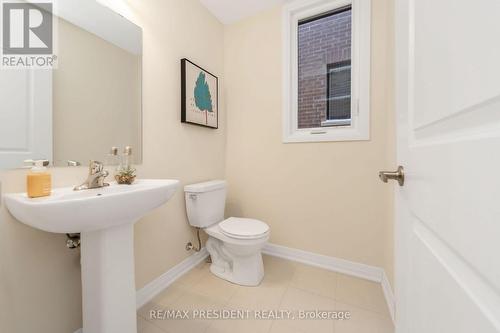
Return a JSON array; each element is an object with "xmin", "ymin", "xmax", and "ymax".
[{"xmin": 199, "ymin": 0, "xmax": 286, "ymax": 24}]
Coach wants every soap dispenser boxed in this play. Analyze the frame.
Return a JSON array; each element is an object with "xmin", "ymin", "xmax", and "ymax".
[
  {"xmin": 105, "ymin": 147, "xmax": 120, "ymax": 176},
  {"xmin": 27, "ymin": 160, "xmax": 52, "ymax": 198}
]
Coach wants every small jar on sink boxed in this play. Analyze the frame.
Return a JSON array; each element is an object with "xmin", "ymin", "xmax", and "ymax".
[{"xmin": 115, "ymin": 146, "xmax": 136, "ymax": 185}]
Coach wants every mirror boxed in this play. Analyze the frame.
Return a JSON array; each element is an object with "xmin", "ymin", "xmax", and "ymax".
[{"xmin": 0, "ymin": 0, "xmax": 142, "ymax": 169}]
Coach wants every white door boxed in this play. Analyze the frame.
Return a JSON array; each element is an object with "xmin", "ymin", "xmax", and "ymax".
[
  {"xmin": 394, "ymin": 0, "xmax": 500, "ymax": 332},
  {"xmin": 0, "ymin": 69, "xmax": 52, "ymax": 169}
]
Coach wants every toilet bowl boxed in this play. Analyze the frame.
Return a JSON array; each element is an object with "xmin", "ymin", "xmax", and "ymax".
[
  {"xmin": 185, "ymin": 180, "xmax": 270, "ymax": 286},
  {"xmin": 205, "ymin": 217, "xmax": 269, "ymax": 285}
]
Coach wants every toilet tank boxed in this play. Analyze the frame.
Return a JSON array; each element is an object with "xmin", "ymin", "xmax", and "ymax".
[{"xmin": 184, "ymin": 180, "xmax": 226, "ymax": 228}]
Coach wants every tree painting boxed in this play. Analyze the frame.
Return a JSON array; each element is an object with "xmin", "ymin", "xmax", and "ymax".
[
  {"xmin": 194, "ymin": 72, "xmax": 213, "ymax": 112},
  {"xmin": 181, "ymin": 59, "xmax": 218, "ymax": 128}
]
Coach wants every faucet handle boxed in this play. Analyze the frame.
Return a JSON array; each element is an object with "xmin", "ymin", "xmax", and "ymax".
[{"xmin": 89, "ymin": 160, "xmax": 104, "ymax": 175}]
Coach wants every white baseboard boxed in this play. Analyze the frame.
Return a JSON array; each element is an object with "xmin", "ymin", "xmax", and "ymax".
[
  {"xmin": 263, "ymin": 243, "xmax": 382, "ymax": 282},
  {"xmin": 73, "ymin": 329, "xmax": 83, "ymax": 333},
  {"xmin": 381, "ymin": 271, "xmax": 396, "ymax": 323},
  {"xmin": 263, "ymin": 243, "xmax": 395, "ymax": 323},
  {"xmin": 136, "ymin": 247, "xmax": 209, "ymax": 309}
]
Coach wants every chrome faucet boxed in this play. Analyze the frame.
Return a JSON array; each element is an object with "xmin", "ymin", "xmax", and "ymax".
[{"xmin": 74, "ymin": 160, "xmax": 110, "ymax": 191}]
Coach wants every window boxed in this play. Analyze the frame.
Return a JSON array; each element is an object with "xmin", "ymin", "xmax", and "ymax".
[
  {"xmin": 283, "ymin": 0, "xmax": 371, "ymax": 143},
  {"xmin": 298, "ymin": 8, "xmax": 352, "ymax": 129}
]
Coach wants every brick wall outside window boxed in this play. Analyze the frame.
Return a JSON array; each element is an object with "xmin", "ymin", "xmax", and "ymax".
[{"xmin": 298, "ymin": 9, "xmax": 352, "ymax": 129}]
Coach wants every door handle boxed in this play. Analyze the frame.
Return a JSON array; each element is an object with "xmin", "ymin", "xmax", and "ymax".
[{"xmin": 379, "ymin": 166, "xmax": 405, "ymax": 186}]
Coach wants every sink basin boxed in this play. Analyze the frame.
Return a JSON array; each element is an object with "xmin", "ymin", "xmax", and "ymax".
[
  {"xmin": 4, "ymin": 179, "xmax": 179, "ymax": 234},
  {"xmin": 4, "ymin": 179, "xmax": 179, "ymax": 333}
]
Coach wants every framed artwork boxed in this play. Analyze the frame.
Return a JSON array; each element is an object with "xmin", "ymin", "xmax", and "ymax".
[{"xmin": 181, "ymin": 58, "xmax": 218, "ymax": 129}]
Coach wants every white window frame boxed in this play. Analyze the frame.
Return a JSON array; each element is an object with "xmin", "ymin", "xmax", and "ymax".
[{"xmin": 282, "ymin": 0, "xmax": 371, "ymax": 143}]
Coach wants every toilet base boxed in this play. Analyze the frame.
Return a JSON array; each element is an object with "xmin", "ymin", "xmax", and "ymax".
[{"xmin": 206, "ymin": 236, "xmax": 266, "ymax": 286}]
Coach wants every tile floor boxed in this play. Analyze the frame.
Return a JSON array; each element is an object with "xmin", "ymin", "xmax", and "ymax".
[{"xmin": 137, "ymin": 255, "xmax": 394, "ymax": 333}]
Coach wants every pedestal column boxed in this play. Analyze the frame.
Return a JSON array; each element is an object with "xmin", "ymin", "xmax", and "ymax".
[{"xmin": 80, "ymin": 222, "xmax": 137, "ymax": 333}]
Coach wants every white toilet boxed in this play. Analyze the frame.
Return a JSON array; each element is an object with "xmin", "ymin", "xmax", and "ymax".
[{"xmin": 185, "ymin": 180, "xmax": 270, "ymax": 286}]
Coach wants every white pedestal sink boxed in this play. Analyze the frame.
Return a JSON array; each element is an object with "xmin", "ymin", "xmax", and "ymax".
[{"xmin": 4, "ymin": 179, "xmax": 179, "ymax": 333}]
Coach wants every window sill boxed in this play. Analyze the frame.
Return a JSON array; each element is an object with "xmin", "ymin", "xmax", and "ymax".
[{"xmin": 283, "ymin": 126, "xmax": 370, "ymax": 143}]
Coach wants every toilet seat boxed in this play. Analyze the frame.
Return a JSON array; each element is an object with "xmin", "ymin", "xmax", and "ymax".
[{"xmin": 219, "ymin": 217, "xmax": 269, "ymax": 240}]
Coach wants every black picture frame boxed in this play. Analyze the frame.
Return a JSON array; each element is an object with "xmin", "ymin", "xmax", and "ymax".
[{"xmin": 181, "ymin": 58, "xmax": 219, "ymax": 129}]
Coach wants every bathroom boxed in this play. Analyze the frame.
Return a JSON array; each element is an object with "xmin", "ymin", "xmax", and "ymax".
[{"xmin": 0, "ymin": 0, "xmax": 497, "ymax": 332}]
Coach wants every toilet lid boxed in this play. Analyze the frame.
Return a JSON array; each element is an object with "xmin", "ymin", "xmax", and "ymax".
[{"xmin": 219, "ymin": 217, "xmax": 269, "ymax": 239}]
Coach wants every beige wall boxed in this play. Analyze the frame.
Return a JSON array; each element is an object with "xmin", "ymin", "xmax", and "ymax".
[
  {"xmin": 224, "ymin": 0, "xmax": 395, "ymax": 283},
  {"xmin": 53, "ymin": 18, "xmax": 142, "ymax": 165},
  {"xmin": 0, "ymin": 0, "xmax": 225, "ymax": 332},
  {"xmin": 0, "ymin": 170, "xmax": 85, "ymax": 333},
  {"xmin": 129, "ymin": 0, "xmax": 225, "ymax": 289}
]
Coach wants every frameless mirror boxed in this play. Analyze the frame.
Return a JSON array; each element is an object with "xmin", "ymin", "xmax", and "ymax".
[{"xmin": 0, "ymin": 0, "xmax": 142, "ymax": 169}]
